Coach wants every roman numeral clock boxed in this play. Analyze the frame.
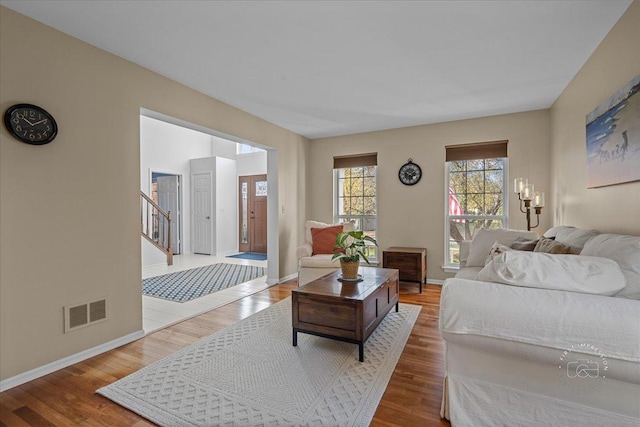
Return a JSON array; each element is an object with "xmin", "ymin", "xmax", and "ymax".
[
  {"xmin": 4, "ymin": 104, "xmax": 58, "ymax": 145},
  {"xmin": 398, "ymin": 158, "xmax": 422, "ymax": 186}
]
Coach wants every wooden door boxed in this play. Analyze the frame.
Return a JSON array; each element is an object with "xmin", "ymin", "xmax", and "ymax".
[{"xmin": 239, "ymin": 174, "xmax": 267, "ymax": 253}]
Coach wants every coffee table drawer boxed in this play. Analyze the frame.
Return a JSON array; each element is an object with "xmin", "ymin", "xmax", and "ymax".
[{"xmin": 297, "ymin": 295, "xmax": 356, "ymax": 331}]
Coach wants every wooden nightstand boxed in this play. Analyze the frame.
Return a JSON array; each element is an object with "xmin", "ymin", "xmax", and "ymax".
[{"xmin": 382, "ymin": 247, "xmax": 427, "ymax": 293}]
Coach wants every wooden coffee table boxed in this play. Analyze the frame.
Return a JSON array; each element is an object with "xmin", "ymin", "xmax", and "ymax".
[{"xmin": 292, "ymin": 267, "xmax": 399, "ymax": 362}]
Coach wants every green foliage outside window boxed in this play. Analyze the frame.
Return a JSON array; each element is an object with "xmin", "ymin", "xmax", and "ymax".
[
  {"xmin": 336, "ymin": 166, "xmax": 377, "ymax": 259},
  {"xmin": 447, "ymin": 158, "xmax": 506, "ymax": 264}
]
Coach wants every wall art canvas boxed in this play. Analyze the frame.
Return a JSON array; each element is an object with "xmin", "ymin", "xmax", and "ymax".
[{"xmin": 586, "ymin": 74, "xmax": 640, "ymax": 188}]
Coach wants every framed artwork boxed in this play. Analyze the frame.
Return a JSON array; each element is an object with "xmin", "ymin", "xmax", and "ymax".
[{"xmin": 586, "ymin": 74, "xmax": 640, "ymax": 188}]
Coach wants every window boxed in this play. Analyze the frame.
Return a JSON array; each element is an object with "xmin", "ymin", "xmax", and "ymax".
[
  {"xmin": 334, "ymin": 154, "xmax": 378, "ymax": 261},
  {"xmin": 445, "ymin": 141, "xmax": 508, "ymax": 267},
  {"xmin": 236, "ymin": 143, "xmax": 265, "ymax": 155}
]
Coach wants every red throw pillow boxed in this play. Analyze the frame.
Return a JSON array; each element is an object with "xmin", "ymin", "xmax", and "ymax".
[{"xmin": 311, "ymin": 225, "xmax": 343, "ymax": 255}]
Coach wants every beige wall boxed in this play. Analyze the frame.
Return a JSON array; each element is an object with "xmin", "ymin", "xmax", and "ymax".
[
  {"xmin": 550, "ymin": 0, "xmax": 640, "ymax": 234},
  {"xmin": 0, "ymin": 7, "xmax": 308, "ymax": 381},
  {"xmin": 309, "ymin": 110, "xmax": 552, "ymax": 281}
]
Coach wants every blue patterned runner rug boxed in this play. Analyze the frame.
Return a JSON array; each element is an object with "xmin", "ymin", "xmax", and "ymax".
[{"xmin": 142, "ymin": 263, "xmax": 266, "ymax": 303}]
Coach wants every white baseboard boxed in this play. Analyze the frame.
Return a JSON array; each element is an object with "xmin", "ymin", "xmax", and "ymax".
[
  {"xmin": 427, "ymin": 278, "xmax": 445, "ymax": 285},
  {"xmin": 266, "ymin": 272, "xmax": 297, "ymax": 286},
  {"xmin": 278, "ymin": 272, "xmax": 298, "ymax": 284},
  {"xmin": 0, "ymin": 329, "xmax": 145, "ymax": 392}
]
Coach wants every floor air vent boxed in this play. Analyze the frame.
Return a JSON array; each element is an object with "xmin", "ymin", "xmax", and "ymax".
[{"xmin": 64, "ymin": 298, "xmax": 108, "ymax": 333}]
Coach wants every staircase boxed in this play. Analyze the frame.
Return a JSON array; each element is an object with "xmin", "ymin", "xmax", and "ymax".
[{"xmin": 141, "ymin": 191, "xmax": 173, "ymax": 266}]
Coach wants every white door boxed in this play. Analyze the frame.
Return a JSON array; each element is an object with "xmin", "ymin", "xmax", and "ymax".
[
  {"xmin": 192, "ymin": 172, "xmax": 212, "ymax": 255},
  {"xmin": 157, "ymin": 175, "xmax": 181, "ymax": 254}
]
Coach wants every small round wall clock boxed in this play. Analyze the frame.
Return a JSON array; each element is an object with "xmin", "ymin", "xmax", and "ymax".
[
  {"xmin": 4, "ymin": 103, "xmax": 58, "ymax": 145},
  {"xmin": 398, "ymin": 158, "xmax": 422, "ymax": 185}
]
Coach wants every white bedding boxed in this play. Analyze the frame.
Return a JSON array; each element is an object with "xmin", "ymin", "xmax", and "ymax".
[
  {"xmin": 477, "ymin": 252, "xmax": 627, "ymax": 296},
  {"xmin": 439, "ymin": 278, "xmax": 640, "ymax": 363}
]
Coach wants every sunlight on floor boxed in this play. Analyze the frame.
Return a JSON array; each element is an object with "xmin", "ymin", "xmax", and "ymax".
[{"xmin": 142, "ymin": 253, "xmax": 269, "ymax": 334}]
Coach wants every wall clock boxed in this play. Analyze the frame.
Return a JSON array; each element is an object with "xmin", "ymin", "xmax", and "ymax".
[
  {"xmin": 398, "ymin": 158, "xmax": 422, "ymax": 186},
  {"xmin": 3, "ymin": 103, "xmax": 58, "ymax": 145}
]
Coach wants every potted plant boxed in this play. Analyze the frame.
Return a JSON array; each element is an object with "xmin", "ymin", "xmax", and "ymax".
[{"xmin": 331, "ymin": 230, "xmax": 378, "ymax": 279}]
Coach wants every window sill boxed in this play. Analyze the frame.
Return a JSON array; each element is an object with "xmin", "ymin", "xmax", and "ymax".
[{"xmin": 442, "ymin": 265, "xmax": 460, "ymax": 273}]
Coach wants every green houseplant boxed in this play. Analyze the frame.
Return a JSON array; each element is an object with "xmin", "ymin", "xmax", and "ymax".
[{"xmin": 331, "ymin": 230, "xmax": 378, "ymax": 279}]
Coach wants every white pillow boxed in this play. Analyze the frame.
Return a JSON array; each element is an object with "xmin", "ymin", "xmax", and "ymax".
[
  {"xmin": 581, "ymin": 233, "xmax": 640, "ymax": 300},
  {"xmin": 466, "ymin": 228, "xmax": 539, "ymax": 267},
  {"xmin": 543, "ymin": 225, "xmax": 575, "ymax": 239},
  {"xmin": 554, "ymin": 227, "xmax": 599, "ymax": 254},
  {"xmin": 477, "ymin": 251, "xmax": 626, "ymax": 296}
]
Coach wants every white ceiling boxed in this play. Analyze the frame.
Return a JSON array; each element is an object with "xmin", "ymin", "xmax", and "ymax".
[{"xmin": 1, "ymin": 0, "xmax": 633, "ymax": 139}]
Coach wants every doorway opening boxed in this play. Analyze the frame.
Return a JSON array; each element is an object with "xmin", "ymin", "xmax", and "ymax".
[
  {"xmin": 151, "ymin": 171, "xmax": 182, "ymax": 255},
  {"xmin": 239, "ymin": 174, "xmax": 268, "ymax": 254},
  {"xmin": 139, "ymin": 109, "xmax": 280, "ymax": 333}
]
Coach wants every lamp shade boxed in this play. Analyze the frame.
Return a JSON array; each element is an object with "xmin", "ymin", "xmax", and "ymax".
[
  {"xmin": 533, "ymin": 191, "xmax": 545, "ymax": 207},
  {"xmin": 514, "ymin": 177, "xmax": 527, "ymax": 194},
  {"xmin": 521, "ymin": 184, "xmax": 534, "ymax": 200}
]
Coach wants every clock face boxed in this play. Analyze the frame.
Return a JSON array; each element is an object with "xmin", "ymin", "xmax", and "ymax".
[
  {"xmin": 4, "ymin": 104, "xmax": 58, "ymax": 145},
  {"xmin": 399, "ymin": 161, "xmax": 422, "ymax": 185}
]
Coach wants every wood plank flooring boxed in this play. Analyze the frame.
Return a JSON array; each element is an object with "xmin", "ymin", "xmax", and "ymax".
[{"xmin": 0, "ymin": 281, "xmax": 450, "ymax": 427}]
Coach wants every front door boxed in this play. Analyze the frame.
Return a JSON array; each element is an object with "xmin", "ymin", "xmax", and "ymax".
[
  {"xmin": 192, "ymin": 172, "xmax": 212, "ymax": 255},
  {"xmin": 156, "ymin": 175, "xmax": 181, "ymax": 254},
  {"xmin": 239, "ymin": 174, "xmax": 267, "ymax": 253}
]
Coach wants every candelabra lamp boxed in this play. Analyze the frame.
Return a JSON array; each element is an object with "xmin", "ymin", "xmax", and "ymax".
[{"xmin": 514, "ymin": 178, "xmax": 544, "ymax": 231}]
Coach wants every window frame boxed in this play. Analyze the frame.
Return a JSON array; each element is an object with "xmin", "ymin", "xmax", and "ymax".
[
  {"xmin": 444, "ymin": 157, "xmax": 509, "ymax": 269},
  {"xmin": 333, "ymin": 166, "xmax": 378, "ymax": 262}
]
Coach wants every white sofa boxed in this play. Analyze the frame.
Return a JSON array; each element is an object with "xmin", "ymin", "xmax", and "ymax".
[
  {"xmin": 296, "ymin": 220, "xmax": 355, "ymax": 286},
  {"xmin": 439, "ymin": 226, "xmax": 640, "ymax": 426}
]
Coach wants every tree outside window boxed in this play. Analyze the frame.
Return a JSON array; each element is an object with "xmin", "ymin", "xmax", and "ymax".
[
  {"xmin": 335, "ymin": 166, "xmax": 377, "ymax": 260},
  {"xmin": 446, "ymin": 158, "xmax": 507, "ymax": 266}
]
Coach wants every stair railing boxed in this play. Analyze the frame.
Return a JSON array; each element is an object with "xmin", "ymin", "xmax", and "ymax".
[{"xmin": 140, "ymin": 191, "xmax": 173, "ymax": 266}]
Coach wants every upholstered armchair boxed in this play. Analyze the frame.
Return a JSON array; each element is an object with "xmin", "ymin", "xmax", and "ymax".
[{"xmin": 297, "ymin": 220, "xmax": 355, "ymax": 286}]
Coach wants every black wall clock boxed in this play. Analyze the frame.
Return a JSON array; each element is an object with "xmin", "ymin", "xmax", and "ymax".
[
  {"xmin": 4, "ymin": 103, "xmax": 58, "ymax": 145},
  {"xmin": 398, "ymin": 158, "xmax": 422, "ymax": 186}
]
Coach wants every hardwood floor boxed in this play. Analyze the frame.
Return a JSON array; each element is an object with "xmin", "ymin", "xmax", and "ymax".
[{"xmin": 0, "ymin": 281, "xmax": 450, "ymax": 427}]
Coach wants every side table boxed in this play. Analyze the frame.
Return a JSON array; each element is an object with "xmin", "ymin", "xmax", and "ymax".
[{"xmin": 382, "ymin": 247, "xmax": 426, "ymax": 293}]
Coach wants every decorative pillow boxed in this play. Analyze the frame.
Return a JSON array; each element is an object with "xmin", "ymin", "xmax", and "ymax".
[
  {"xmin": 305, "ymin": 220, "xmax": 354, "ymax": 245},
  {"xmin": 485, "ymin": 241, "xmax": 513, "ymax": 266},
  {"xmin": 554, "ymin": 227, "xmax": 599, "ymax": 254},
  {"xmin": 311, "ymin": 225, "xmax": 343, "ymax": 255},
  {"xmin": 581, "ymin": 233, "xmax": 640, "ymax": 300},
  {"xmin": 466, "ymin": 228, "xmax": 539, "ymax": 267},
  {"xmin": 477, "ymin": 251, "xmax": 627, "ymax": 296},
  {"xmin": 543, "ymin": 225, "xmax": 575, "ymax": 239},
  {"xmin": 533, "ymin": 237, "xmax": 571, "ymax": 254},
  {"xmin": 510, "ymin": 237, "xmax": 539, "ymax": 251}
]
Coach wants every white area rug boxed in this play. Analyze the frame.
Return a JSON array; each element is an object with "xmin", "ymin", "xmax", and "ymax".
[{"xmin": 97, "ymin": 297, "xmax": 420, "ymax": 426}]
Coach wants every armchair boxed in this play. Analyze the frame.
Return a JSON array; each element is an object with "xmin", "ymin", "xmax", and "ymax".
[{"xmin": 297, "ymin": 220, "xmax": 355, "ymax": 286}]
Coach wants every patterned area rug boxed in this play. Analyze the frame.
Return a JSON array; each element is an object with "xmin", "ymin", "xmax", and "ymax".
[
  {"xmin": 97, "ymin": 297, "xmax": 421, "ymax": 426},
  {"xmin": 142, "ymin": 263, "xmax": 266, "ymax": 303}
]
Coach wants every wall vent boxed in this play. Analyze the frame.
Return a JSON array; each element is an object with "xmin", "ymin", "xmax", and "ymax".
[{"xmin": 64, "ymin": 297, "xmax": 108, "ymax": 333}]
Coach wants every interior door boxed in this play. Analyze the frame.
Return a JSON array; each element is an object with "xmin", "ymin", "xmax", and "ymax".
[
  {"xmin": 239, "ymin": 174, "xmax": 267, "ymax": 253},
  {"xmin": 192, "ymin": 172, "xmax": 212, "ymax": 255},
  {"xmin": 156, "ymin": 175, "xmax": 180, "ymax": 254}
]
